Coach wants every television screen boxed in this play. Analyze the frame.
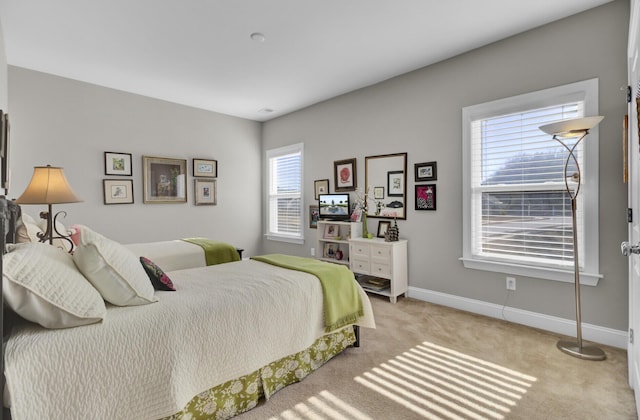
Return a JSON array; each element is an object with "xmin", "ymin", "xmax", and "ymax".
[{"xmin": 318, "ymin": 194, "xmax": 350, "ymax": 220}]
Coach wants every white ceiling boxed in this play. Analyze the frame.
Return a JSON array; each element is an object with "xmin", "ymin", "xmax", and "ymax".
[{"xmin": 0, "ymin": 0, "xmax": 614, "ymax": 122}]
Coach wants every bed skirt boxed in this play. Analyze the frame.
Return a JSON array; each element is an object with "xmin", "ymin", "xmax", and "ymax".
[{"xmin": 164, "ymin": 326, "xmax": 356, "ymax": 419}]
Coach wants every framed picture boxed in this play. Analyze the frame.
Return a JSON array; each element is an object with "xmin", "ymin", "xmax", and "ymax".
[
  {"xmin": 142, "ymin": 156, "xmax": 187, "ymax": 203},
  {"xmin": 334, "ymin": 158, "xmax": 357, "ymax": 192},
  {"xmin": 387, "ymin": 171, "xmax": 404, "ymax": 196},
  {"xmin": 415, "ymin": 184, "xmax": 436, "ymax": 211},
  {"xmin": 193, "ymin": 158, "xmax": 217, "ymax": 178},
  {"xmin": 314, "ymin": 179, "xmax": 329, "ymax": 200},
  {"xmin": 373, "ymin": 186, "xmax": 385, "ymax": 199},
  {"xmin": 103, "ymin": 179, "xmax": 134, "ymax": 204},
  {"xmin": 1, "ymin": 111, "xmax": 9, "ymax": 192},
  {"xmin": 104, "ymin": 152, "xmax": 132, "ymax": 176},
  {"xmin": 323, "ymin": 242, "xmax": 339, "ymax": 258},
  {"xmin": 323, "ymin": 223, "xmax": 340, "ymax": 239},
  {"xmin": 309, "ymin": 205, "xmax": 320, "ymax": 228},
  {"xmin": 377, "ymin": 221, "xmax": 391, "ymax": 238},
  {"xmin": 194, "ymin": 179, "xmax": 217, "ymax": 205},
  {"xmin": 415, "ymin": 161, "xmax": 437, "ymax": 182}
]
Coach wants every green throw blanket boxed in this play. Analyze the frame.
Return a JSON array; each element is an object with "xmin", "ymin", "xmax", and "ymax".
[
  {"xmin": 182, "ymin": 238, "xmax": 241, "ymax": 266},
  {"xmin": 251, "ymin": 254, "xmax": 364, "ymax": 332}
]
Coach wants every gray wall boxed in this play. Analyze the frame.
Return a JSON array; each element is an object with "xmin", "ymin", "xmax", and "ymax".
[
  {"xmin": 7, "ymin": 68, "xmax": 263, "ymax": 256},
  {"xmin": 262, "ymin": 1, "xmax": 630, "ymax": 331}
]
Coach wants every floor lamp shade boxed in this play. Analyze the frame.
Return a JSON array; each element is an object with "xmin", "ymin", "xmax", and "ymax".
[{"xmin": 16, "ymin": 165, "xmax": 81, "ymax": 205}]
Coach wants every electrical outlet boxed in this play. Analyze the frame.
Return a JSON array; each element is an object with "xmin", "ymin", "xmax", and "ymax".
[
  {"xmin": 310, "ymin": 247, "xmax": 315, "ymax": 256},
  {"xmin": 506, "ymin": 277, "xmax": 516, "ymax": 291}
]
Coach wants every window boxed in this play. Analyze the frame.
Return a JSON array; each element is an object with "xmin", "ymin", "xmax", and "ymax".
[
  {"xmin": 265, "ymin": 143, "xmax": 304, "ymax": 244},
  {"xmin": 461, "ymin": 79, "xmax": 601, "ymax": 285}
]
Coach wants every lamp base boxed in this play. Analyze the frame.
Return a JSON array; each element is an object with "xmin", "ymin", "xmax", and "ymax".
[{"xmin": 557, "ymin": 340, "xmax": 606, "ymax": 361}]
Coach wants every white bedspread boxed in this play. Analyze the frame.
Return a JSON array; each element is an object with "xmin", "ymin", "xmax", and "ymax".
[
  {"xmin": 4, "ymin": 260, "xmax": 374, "ymax": 420},
  {"xmin": 125, "ymin": 240, "xmax": 207, "ymax": 271}
]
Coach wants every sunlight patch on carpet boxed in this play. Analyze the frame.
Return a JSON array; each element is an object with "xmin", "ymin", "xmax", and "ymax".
[
  {"xmin": 268, "ymin": 390, "xmax": 373, "ymax": 420},
  {"xmin": 353, "ymin": 341, "xmax": 538, "ymax": 419}
]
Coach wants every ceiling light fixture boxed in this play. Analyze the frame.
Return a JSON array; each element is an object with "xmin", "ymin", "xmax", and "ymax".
[{"xmin": 250, "ymin": 32, "xmax": 266, "ymax": 42}]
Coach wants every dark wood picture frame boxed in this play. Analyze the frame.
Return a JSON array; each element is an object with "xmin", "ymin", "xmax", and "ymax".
[
  {"xmin": 104, "ymin": 152, "xmax": 133, "ymax": 176},
  {"xmin": 415, "ymin": 184, "xmax": 436, "ymax": 211},
  {"xmin": 377, "ymin": 220, "xmax": 391, "ymax": 238},
  {"xmin": 415, "ymin": 161, "xmax": 437, "ymax": 182},
  {"xmin": 387, "ymin": 171, "xmax": 404, "ymax": 197},
  {"xmin": 193, "ymin": 158, "xmax": 218, "ymax": 178},
  {"xmin": 103, "ymin": 179, "xmax": 134, "ymax": 204},
  {"xmin": 314, "ymin": 179, "xmax": 329, "ymax": 200},
  {"xmin": 1, "ymin": 111, "xmax": 10, "ymax": 193},
  {"xmin": 334, "ymin": 158, "xmax": 357, "ymax": 192}
]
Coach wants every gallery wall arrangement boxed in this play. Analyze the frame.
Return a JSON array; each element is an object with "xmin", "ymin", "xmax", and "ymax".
[{"xmin": 102, "ymin": 151, "xmax": 219, "ymax": 206}]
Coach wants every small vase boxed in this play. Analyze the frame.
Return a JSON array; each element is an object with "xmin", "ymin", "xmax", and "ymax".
[{"xmin": 362, "ymin": 212, "xmax": 369, "ymax": 238}]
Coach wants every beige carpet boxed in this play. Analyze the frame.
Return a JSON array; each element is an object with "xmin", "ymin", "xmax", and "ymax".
[{"xmin": 237, "ymin": 296, "xmax": 637, "ymax": 419}]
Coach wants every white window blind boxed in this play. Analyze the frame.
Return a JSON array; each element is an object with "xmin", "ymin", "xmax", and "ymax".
[
  {"xmin": 470, "ymin": 103, "xmax": 583, "ymax": 268},
  {"xmin": 266, "ymin": 143, "xmax": 304, "ymax": 243},
  {"xmin": 461, "ymin": 79, "xmax": 601, "ymax": 285}
]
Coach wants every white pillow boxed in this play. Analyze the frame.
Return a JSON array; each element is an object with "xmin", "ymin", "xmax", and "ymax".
[
  {"xmin": 3, "ymin": 242, "xmax": 107, "ymax": 328},
  {"xmin": 16, "ymin": 213, "xmax": 44, "ymax": 243},
  {"xmin": 73, "ymin": 225, "xmax": 158, "ymax": 306}
]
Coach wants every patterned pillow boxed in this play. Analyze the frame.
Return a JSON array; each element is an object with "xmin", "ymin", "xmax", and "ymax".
[{"xmin": 140, "ymin": 257, "xmax": 175, "ymax": 291}]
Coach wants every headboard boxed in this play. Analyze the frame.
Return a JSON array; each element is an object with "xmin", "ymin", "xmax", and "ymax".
[{"xmin": 1, "ymin": 196, "xmax": 20, "ymax": 420}]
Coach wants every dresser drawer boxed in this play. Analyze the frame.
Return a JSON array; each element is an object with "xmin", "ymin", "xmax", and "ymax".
[
  {"xmin": 350, "ymin": 243, "xmax": 370, "ymax": 258},
  {"xmin": 370, "ymin": 261, "xmax": 391, "ymax": 278},
  {"xmin": 370, "ymin": 245, "xmax": 391, "ymax": 262},
  {"xmin": 351, "ymin": 257, "xmax": 370, "ymax": 274}
]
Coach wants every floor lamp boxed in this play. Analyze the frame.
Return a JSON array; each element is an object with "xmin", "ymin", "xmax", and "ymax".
[{"xmin": 539, "ymin": 116, "xmax": 606, "ymax": 361}]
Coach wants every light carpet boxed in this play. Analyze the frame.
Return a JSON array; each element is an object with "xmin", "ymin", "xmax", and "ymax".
[{"xmin": 237, "ymin": 296, "xmax": 637, "ymax": 419}]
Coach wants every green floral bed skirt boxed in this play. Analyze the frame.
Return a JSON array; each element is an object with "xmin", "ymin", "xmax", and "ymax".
[{"xmin": 163, "ymin": 326, "xmax": 356, "ymax": 420}]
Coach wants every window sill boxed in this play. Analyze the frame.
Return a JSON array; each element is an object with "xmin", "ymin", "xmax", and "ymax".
[
  {"xmin": 265, "ymin": 234, "xmax": 304, "ymax": 245},
  {"xmin": 459, "ymin": 257, "xmax": 601, "ymax": 286}
]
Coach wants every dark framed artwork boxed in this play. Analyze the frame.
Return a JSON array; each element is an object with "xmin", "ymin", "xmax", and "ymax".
[
  {"xmin": 387, "ymin": 171, "xmax": 404, "ymax": 197},
  {"xmin": 373, "ymin": 186, "xmax": 385, "ymax": 199},
  {"xmin": 334, "ymin": 158, "xmax": 357, "ymax": 192},
  {"xmin": 314, "ymin": 179, "xmax": 329, "ymax": 200},
  {"xmin": 415, "ymin": 161, "xmax": 437, "ymax": 182},
  {"xmin": 194, "ymin": 179, "xmax": 217, "ymax": 205},
  {"xmin": 104, "ymin": 152, "xmax": 132, "ymax": 176},
  {"xmin": 415, "ymin": 184, "xmax": 436, "ymax": 211},
  {"xmin": 377, "ymin": 221, "xmax": 391, "ymax": 238},
  {"xmin": 1, "ymin": 112, "xmax": 10, "ymax": 192},
  {"xmin": 103, "ymin": 179, "xmax": 134, "ymax": 204},
  {"xmin": 309, "ymin": 205, "xmax": 319, "ymax": 228},
  {"xmin": 142, "ymin": 156, "xmax": 187, "ymax": 203},
  {"xmin": 193, "ymin": 158, "xmax": 218, "ymax": 178}
]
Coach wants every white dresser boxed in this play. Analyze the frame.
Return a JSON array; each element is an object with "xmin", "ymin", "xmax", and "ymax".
[{"xmin": 349, "ymin": 237, "xmax": 408, "ymax": 303}]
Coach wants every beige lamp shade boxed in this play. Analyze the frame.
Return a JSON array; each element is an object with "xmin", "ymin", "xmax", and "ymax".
[
  {"xmin": 539, "ymin": 116, "xmax": 604, "ymax": 137},
  {"xmin": 16, "ymin": 165, "xmax": 82, "ymax": 204}
]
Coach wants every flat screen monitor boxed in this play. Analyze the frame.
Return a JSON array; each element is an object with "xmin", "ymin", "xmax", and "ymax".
[{"xmin": 318, "ymin": 194, "xmax": 351, "ymax": 221}]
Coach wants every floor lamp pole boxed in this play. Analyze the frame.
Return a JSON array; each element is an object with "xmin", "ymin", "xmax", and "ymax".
[{"xmin": 554, "ymin": 131, "xmax": 606, "ymax": 361}]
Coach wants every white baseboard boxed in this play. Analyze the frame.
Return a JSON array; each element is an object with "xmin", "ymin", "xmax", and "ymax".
[{"xmin": 408, "ymin": 286, "xmax": 628, "ymax": 349}]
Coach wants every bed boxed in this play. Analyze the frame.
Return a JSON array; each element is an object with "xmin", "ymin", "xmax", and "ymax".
[{"xmin": 0, "ymin": 198, "xmax": 375, "ymax": 419}]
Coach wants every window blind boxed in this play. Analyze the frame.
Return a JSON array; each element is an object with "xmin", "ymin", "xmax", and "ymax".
[
  {"xmin": 470, "ymin": 103, "xmax": 585, "ymax": 269},
  {"xmin": 267, "ymin": 145, "xmax": 303, "ymax": 240}
]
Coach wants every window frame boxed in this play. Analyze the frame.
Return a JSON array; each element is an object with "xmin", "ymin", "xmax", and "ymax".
[
  {"xmin": 265, "ymin": 142, "xmax": 304, "ymax": 244},
  {"xmin": 461, "ymin": 79, "xmax": 602, "ymax": 285}
]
